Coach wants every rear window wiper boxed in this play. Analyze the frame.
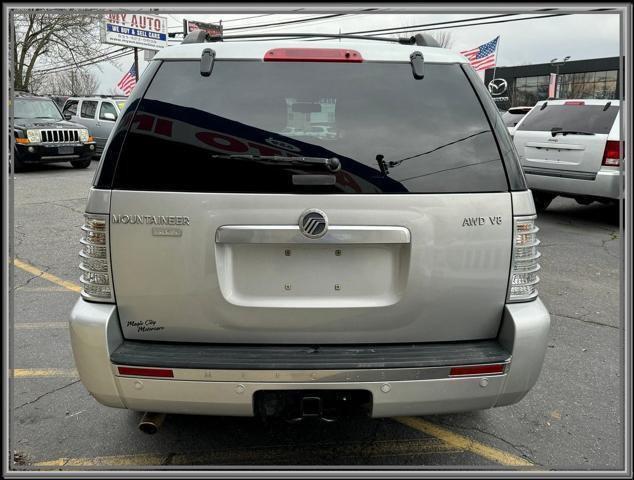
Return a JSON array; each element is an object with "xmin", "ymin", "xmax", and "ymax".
[
  {"xmin": 210, "ymin": 154, "xmax": 341, "ymax": 172},
  {"xmin": 550, "ymin": 128, "xmax": 595, "ymax": 137}
]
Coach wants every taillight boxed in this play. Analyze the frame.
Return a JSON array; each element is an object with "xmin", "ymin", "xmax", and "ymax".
[
  {"xmin": 602, "ymin": 140, "xmax": 622, "ymax": 167},
  {"xmin": 564, "ymin": 101, "xmax": 585, "ymax": 105},
  {"xmin": 508, "ymin": 215, "xmax": 540, "ymax": 302},
  {"xmin": 79, "ymin": 213, "xmax": 114, "ymax": 302},
  {"xmin": 263, "ymin": 48, "xmax": 363, "ymax": 62}
]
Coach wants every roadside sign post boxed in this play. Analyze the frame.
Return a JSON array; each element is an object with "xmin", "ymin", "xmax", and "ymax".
[
  {"xmin": 101, "ymin": 13, "xmax": 168, "ymax": 51},
  {"xmin": 101, "ymin": 14, "xmax": 167, "ymax": 90}
]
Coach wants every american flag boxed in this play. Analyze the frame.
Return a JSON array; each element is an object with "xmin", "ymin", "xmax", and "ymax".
[
  {"xmin": 460, "ymin": 36, "xmax": 499, "ymax": 72},
  {"xmin": 116, "ymin": 64, "xmax": 137, "ymax": 95}
]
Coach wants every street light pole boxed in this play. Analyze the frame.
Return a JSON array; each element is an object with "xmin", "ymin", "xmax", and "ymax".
[{"xmin": 549, "ymin": 56, "xmax": 570, "ymax": 98}]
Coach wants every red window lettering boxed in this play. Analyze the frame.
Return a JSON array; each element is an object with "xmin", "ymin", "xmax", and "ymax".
[
  {"xmin": 154, "ymin": 118, "xmax": 173, "ymax": 137},
  {"xmin": 196, "ymin": 132, "xmax": 249, "ymax": 153},
  {"xmin": 247, "ymin": 142, "xmax": 282, "ymax": 157},
  {"xmin": 132, "ymin": 114, "xmax": 155, "ymax": 132}
]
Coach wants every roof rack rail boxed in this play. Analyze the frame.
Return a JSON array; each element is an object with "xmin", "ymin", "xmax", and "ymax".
[{"xmin": 182, "ymin": 31, "xmax": 440, "ymax": 47}]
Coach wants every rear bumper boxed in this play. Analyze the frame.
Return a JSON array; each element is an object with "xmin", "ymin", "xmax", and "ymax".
[
  {"xmin": 524, "ymin": 167, "xmax": 622, "ymax": 201},
  {"xmin": 69, "ymin": 298, "xmax": 550, "ymax": 417}
]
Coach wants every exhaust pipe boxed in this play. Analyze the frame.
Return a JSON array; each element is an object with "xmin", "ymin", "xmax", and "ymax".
[{"xmin": 138, "ymin": 412, "xmax": 166, "ymax": 434}]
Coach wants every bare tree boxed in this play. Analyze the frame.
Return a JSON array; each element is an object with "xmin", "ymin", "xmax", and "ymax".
[
  {"xmin": 43, "ymin": 69, "xmax": 99, "ymax": 96},
  {"xmin": 427, "ymin": 30, "xmax": 453, "ymax": 48},
  {"xmin": 391, "ymin": 17, "xmax": 454, "ymax": 48},
  {"xmin": 12, "ymin": 11, "xmax": 112, "ymax": 91}
]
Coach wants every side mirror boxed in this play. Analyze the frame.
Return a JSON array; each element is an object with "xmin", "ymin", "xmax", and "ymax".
[
  {"xmin": 64, "ymin": 113, "xmax": 72, "ymax": 121},
  {"xmin": 103, "ymin": 112, "xmax": 116, "ymax": 121}
]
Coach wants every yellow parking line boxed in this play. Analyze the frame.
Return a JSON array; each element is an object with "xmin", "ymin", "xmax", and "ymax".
[
  {"xmin": 10, "ymin": 369, "xmax": 78, "ymax": 378},
  {"xmin": 15, "ymin": 322, "xmax": 68, "ymax": 329},
  {"xmin": 34, "ymin": 438, "xmax": 459, "ymax": 467},
  {"xmin": 13, "ymin": 258, "xmax": 81, "ymax": 293},
  {"xmin": 395, "ymin": 417, "xmax": 534, "ymax": 467},
  {"xmin": 10, "ymin": 261, "xmax": 532, "ymax": 468}
]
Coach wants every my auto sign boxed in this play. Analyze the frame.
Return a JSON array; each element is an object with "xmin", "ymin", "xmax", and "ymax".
[{"xmin": 102, "ymin": 13, "xmax": 168, "ymax": 51}]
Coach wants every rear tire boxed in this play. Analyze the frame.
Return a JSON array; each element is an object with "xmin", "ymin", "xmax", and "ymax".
[
  {"xmin": 533, "ymin": 192, "xmax": 555, "ymax": 212},
  {"xmin": 70, "ymin": 159, "xmax": 91, "ymax": 169}
]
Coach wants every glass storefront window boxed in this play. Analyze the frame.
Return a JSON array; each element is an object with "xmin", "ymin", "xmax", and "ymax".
[{"xmin": 511, "ymin": 70, "xmax": 617, "ymax": 106}]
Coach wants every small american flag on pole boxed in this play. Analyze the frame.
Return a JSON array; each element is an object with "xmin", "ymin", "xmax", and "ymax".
[
  {"xmin": 460, "ymin": 37, "xmax": 499, "ymax": 72},
  {"xmin": 116, "ymin": 64, "xmax": 137, "ymax": 95}
]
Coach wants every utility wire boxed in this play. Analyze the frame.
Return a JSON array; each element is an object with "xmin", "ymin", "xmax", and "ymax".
[
  {"xmin": 167, "ymin": 13, "xmax": 321, "ymax": 32},
  {"xmin": 247, "ymin": 12, "xmax": 572, "ymax": 43},
  {"xmin": 32, "ymin": 47, "xmax": 125, "ymax": 72},
  {"xmin": 222, "ymin": 13, "xmax": 349, "ymax": 31},
  {"xmin": 365, "ymin": 12, "xmax": 570, "ymax": 36},
  {"xmin": 34, "ymin": 49, "xmax": 132, "ymax": 75},
  {"xmin": 344, "ymin": 13, "xmax": 520, "ymax": 35},
  {"xmin": 242, "ymin": 13, "xmax": 529, "ymax": 42}
]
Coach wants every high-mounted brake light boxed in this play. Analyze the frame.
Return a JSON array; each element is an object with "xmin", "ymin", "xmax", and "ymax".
[
  {"xmin": 602, "ymin": 140, "xmax": 622, "ymax": 167},
  {"xmin": 564, "ymin": 101, "xmax": 585, "ymax": 106},
  {"xmin": 449, "ymin": 364, "xmax": 506, "ymax": 377},
  {"xmin": 117, "ymin": 366, "xmax": 174, "ymax": 378},
  {"xmin": 264, "ymin": 48, "xmax": 363, "ymax": 63}
]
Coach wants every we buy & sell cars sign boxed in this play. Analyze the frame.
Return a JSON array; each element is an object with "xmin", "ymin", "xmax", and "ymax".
[{"xmin": 102, "ymin": 13, "xmax": 168, "ymax": 51}]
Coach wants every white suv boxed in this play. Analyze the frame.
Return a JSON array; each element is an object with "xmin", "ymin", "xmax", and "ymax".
[
  {"xmin": 512, "ymin": 99, "xmax": 622, "ymax": 210},
  {"xmin": 69, "ymin": 33, "xmax": 550, "ymax": 427}
]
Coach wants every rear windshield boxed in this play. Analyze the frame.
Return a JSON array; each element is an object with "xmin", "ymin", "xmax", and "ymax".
[
  {"xmin": 517, "ymin": 104, "xmax": 619, "ymax": 134},
  {"xmin": 113, "ymin": 60, "xmax": 509, "ymax": 193}
]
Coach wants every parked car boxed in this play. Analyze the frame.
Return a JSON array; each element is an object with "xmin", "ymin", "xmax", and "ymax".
[
  {"xmin": 12, "ymin": 91, "xmax": 96, "ymax": 171},
  {"xmin": 70, "ymin": 34, "xmax": 550, "ymax": 427},
  {"xmin": 512, "ymin": 99, "xmax": 621, "ymax": 210},
  {"xmin": 62, "ymin": 96, "xmax": 127, "ymax": 157},
  {"xmin": 281, "ymin": 125, "xmax": 337, "ymax": 139},
  {"xmin": 502, "ymin": 106, "xmax": 533, "ymax": 137}
]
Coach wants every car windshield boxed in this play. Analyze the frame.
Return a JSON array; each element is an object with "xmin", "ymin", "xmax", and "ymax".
[{"xmin": 14, "ymin": 98, "xmax": 63, "ymax": 121}]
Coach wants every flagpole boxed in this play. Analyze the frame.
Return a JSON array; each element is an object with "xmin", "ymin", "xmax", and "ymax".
[
  {"xmin": 133, "ymin": 47, "xmax": 139, "ymax": 82},
  {"xmin": 491, "ymin": 36, "xmax": 501, "ymax": 81}
]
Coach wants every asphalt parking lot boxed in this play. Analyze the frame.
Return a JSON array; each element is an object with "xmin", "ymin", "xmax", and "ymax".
[{"xmin": 9, "ymin": 162, "xmax": 623, "ymax": 471}]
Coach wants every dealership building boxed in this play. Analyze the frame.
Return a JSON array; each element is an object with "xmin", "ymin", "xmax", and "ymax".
[{"xmin": 483, "ymin": 56, "xmax": 621, "ymax": 110}]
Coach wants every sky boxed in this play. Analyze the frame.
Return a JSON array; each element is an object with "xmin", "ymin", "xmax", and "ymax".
[{"xmin": 94, "ymin": 11, "xmax": 621, "ymax": 94}]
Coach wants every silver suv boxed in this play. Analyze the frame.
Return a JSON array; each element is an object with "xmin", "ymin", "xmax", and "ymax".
[
  {"xmin": 70, "ymin": 34, "xmax": 550, "ymax": 424},
  {"xmin": 62, "ymin": 96, "xmax": 127, "ymax": 157}
]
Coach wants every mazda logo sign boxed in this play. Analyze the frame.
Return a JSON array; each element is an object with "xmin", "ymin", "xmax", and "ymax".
[
  {"xmin": 299, "ymin": 209, "xmax": 328, "ymax": 238},
  {"xmin": 488, "ymin": 78, "xmax": 508, "ymax": 96}
]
